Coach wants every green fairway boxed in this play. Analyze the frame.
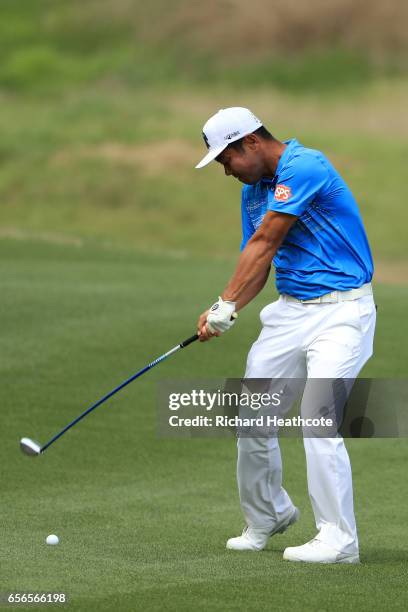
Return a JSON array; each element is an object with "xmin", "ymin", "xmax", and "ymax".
[{"xmin": 1, "ymin": 239, "xmax": 407, "ymax": 611}]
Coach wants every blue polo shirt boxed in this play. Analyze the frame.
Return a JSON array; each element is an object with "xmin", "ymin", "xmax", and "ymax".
[{"xmin": 240, "ymin": 139, "xmax": 374, "ymax": 300}]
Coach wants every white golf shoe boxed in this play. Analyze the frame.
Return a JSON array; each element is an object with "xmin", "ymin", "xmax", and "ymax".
[
  {"xmin": 283, "ymin": 538, "xmax": 360, "ymax": 564},
  {"xmin": 226, "ymin": 507, "xmax": 300, "ymax": 551}
]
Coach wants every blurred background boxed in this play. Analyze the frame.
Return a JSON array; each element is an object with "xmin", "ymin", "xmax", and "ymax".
[{"xmin": 1, "ymin": 0, "xmax": 407, "ymax": 266}]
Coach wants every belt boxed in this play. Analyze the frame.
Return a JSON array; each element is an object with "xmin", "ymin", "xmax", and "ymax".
[{"xmin": 282, "ymin": 283, "xmax": 373, "ymax": 304}]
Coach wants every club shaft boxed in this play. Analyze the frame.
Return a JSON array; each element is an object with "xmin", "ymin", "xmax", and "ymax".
[{"xmin": 40, "ymin": 334, "xmax": 199, "ymax": 453}]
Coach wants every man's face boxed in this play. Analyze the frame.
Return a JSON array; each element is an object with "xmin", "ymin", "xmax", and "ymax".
[{"xmin": 215, "ymin": 138, "xmax": 265, "ymax": 185}]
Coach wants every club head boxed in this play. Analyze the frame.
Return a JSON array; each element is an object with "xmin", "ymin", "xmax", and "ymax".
[{"xmin": 20, "ymin": 437, "xmax": 42, "ymax": 457}]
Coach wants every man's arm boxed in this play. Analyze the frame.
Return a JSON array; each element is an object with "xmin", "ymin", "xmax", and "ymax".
[
  {"xmin": 234, "ymin": 265, "xmax": 271, "ymax": 311},
  {"xmin": 222, "ymin": 211, "xmax": 297, "ymax": 304},
  {"xmin": 197, "ymin": 211, "xmax": 297, "ymax": 341}
]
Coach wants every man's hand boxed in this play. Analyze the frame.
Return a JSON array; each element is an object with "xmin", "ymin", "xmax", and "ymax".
[
  {"xmin": 207, "ymin": 297, "xmax": 237, "ymax": 333},
  {"xmin": 197, "ymin": 309, "xmax": 219, "ymax": 342},
  {"xmin": 197, "ymin": 297, "xmax": 237, "ymax": 342}
]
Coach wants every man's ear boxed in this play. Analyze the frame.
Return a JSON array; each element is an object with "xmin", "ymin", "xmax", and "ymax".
[{"xmin": 243, "ymin": 133, "xmax": 260, "ymax": 151}]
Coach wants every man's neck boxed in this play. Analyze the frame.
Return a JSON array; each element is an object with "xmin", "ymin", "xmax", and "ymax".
[{"xmin": 263, "ymin": 140, "xmax": 287, "ymax": 178}]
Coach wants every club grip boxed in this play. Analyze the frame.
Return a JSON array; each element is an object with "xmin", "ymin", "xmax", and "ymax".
[
  {"xmin": 181, "ymin": 312, "xmax": 237, "ymax": 348},
  {"xmin": 180, "ymin": 334, "xmax": 199, "ymax": 348}
]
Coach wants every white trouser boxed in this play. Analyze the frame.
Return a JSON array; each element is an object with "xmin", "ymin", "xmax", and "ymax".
[{"xmin": 238, "ymin": 293, "xmax": 376, "ymax": 554}]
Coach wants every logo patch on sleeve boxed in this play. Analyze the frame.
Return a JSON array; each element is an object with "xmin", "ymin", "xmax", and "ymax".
[{"xmin": 274, "ymin": 184, "xmax": 292, "ymax": 202}]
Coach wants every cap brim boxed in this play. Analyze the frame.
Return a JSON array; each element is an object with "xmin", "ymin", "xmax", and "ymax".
[{"xmin": 195, "ymin": 144, "xmax": 228, "ymax": 169}]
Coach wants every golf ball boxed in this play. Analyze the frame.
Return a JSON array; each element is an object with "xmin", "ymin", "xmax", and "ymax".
[{"xmin": 46, "ymin": 534, "xmax": 59, "ymax": 546}]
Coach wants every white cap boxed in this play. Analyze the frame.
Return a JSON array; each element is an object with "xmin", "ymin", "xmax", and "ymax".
[{"xmin": 195, "ymin": 107, "xmax": 263, "ymax": 169}]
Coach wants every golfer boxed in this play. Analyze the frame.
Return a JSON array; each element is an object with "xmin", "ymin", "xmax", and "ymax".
[{"xmin": 195, "ymin": 107, "xmax": 376, "ymax": 564}]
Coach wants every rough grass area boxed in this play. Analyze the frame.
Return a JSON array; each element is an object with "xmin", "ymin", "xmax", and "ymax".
[
  {"xmin": 1, "ymin": 81, "xmax": 408, "ymax": 265},
  {"xmin": 0, "ymin": 240, "xmax": 407, "ymax": 611},
  {"xmin": 1, "ymin": 2, "xmax": 407, "ymax": 269},
  {"xmin": 1, "ymin": 1, "xmax": 407, "ymax": 93}
]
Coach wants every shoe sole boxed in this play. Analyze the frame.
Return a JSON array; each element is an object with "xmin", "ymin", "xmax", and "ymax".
[
  {"xmin": 226, "ymin": 542, "xmax": 261, "ymax": 551},
  {"xmin": 283, "ymin": 552, "xmax": 360, "ymax": 564}
]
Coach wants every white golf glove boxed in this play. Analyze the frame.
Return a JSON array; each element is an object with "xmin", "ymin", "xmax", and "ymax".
[{"xmin": 207, "ymin": 297, "xmax": 237, "ymax": 334}]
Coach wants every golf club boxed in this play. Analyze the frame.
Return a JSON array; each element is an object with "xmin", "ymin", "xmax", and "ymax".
[{"xmin": 20, "ymin": 332, "xmax": 200, "ymax": 457}]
